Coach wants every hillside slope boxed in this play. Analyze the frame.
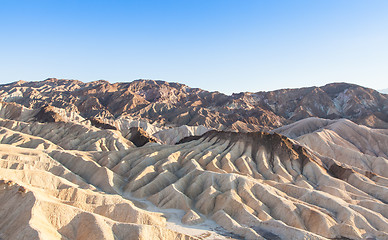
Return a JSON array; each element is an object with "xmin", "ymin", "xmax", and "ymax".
[
  {"xmin": 274, "ymin": 117, "xmax": 388, "ymax": 178},
  {"xmin": 0, "ymin": 116, "xmax": 387, "ymax": 239}
]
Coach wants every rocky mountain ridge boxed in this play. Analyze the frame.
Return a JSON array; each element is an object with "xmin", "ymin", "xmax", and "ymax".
[{"xmin": 1, "ymin": 78, "xmax": 388, "ymax": 131}]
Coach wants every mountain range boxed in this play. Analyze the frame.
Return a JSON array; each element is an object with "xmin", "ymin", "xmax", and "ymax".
[
  {"xmin": 1, "ymin": 78, "xmax": 388, "ymax": 132},
  {"xmin": 0, "ymin": 79, "xmax": 387, "ymax": 240}
]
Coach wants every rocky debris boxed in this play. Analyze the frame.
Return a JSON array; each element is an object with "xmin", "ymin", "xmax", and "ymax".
[{"xmin": 126, "ymin": 127, "xmax": 159, "ymax": 147}]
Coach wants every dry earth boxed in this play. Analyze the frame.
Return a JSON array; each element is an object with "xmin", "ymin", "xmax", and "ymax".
[{"xmin": 0, "ymin": 82, "xmax": 387, "ymax": 239}]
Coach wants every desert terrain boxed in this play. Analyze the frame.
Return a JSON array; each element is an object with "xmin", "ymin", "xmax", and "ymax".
[{"xmin": 0, "ymin": 79, "xmax": 387, "ymax": 240}]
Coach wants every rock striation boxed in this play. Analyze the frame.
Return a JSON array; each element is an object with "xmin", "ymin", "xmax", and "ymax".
[
  {"xmin": 0, "ymin": 145, "xmax": 195, "ymax": 240},
  {"xmin": 274, "ymin": 117, "xmax": 388, "ymax": 179},
  {"xmin": 0, "ymin": 113, "xmax": 387, "ymax": 239}
]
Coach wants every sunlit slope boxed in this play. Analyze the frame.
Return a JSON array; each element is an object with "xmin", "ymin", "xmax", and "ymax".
[
  {"xmin": 3, "ymin": 79, "xmax": 388, "ymax": 130},
  {"xmin": 275, "ymin": 117, "xmax": 388, "ymax": 178},
  {"xmin": 0, "ymin": 144, "xmax": 195, "ymax": 240},
  {"xmin": 0, "ymin": 101, "xmax": 211, "ymax": 145},
  {"xmin": 0, "ymin": 115, "xmax": 387, "ymax": 239}
]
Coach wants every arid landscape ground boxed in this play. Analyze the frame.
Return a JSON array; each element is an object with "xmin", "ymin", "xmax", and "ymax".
[{"xmin": 0, "ymin": 79, "xmax": 387, "ymax": 239}]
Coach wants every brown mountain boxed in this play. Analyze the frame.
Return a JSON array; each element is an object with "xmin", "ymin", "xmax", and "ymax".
[{"xmin": 1, "ymin": 78, "xmax": 388, "ymax": 131}]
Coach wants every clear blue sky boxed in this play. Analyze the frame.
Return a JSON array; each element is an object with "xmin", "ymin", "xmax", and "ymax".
[{"xmin": 1, "ymin": 0, "xmax": 387, "ymax": 94}]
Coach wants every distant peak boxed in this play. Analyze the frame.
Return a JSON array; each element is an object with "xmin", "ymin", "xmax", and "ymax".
[
  {"xmin": 89, "ymin": 79, "xmax": 110, "ymax": 84},
  {"xmin": 44, "ymin": 78, "xmax": 59, "ymax": 82},
  {"xmin": 16, "ymin": 80, "xmax": 26, "ymax": 85}
]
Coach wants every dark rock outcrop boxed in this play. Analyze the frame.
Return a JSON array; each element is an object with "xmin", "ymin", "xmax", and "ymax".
[
  {"xmin": 35, "ymin": 105, "xmax": 64, "ymax": 123},
  {"xmin": 126, "ymin": 127, "xmax": 158, "ymax": 147},
  {"xmin": 88, "ymin": 118, "xmax": 117, "ymax": 130}
]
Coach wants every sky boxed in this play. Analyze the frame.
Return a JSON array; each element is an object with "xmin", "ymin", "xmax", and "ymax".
[{"xmin": 0, "ymin": 0, "xmax": 387, "ymax": 94}]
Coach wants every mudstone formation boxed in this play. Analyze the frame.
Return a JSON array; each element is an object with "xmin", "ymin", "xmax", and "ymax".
[{"xmin": 0, "ymin": 79, "xmax": 387, "ymax": 240}]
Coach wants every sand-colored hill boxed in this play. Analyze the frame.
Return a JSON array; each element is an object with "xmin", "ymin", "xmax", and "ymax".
[
  {"xmin": 0, "ymin": 101, "xmax": 210, "ymax": 146},
  {"xmin": 0, "ymin": 114, "xmax": 387, "ymax": 239},
  {"xmin": 0, "ymin": 118, "xmax": 134, "ymax": 151},
  {"xmin": 274, "ymin": 117, "xmax": 388, "ymax": 178},
  {"xmin": 0, "ymin": 145, "xmax": 195, "ymax": 240},
  {"xmin": 0, "ymin": 94, "xmax": 388, "ymax": 239},
  {"xmin": 153, "ymin": 125, "xmax": 210, "ymax": 144}
]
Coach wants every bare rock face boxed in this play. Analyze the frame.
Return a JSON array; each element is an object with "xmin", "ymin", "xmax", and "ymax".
[
  {"xmin": 88, "ymin": 117, "xmax": 117, "ymax": 130},
  {"xmin": 35, "ymin": 105, "xmax": 64, "ymax": 123},
  {"xmin": 126, "ymin": 127, "xmax": 159, "ymax": 147}
]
